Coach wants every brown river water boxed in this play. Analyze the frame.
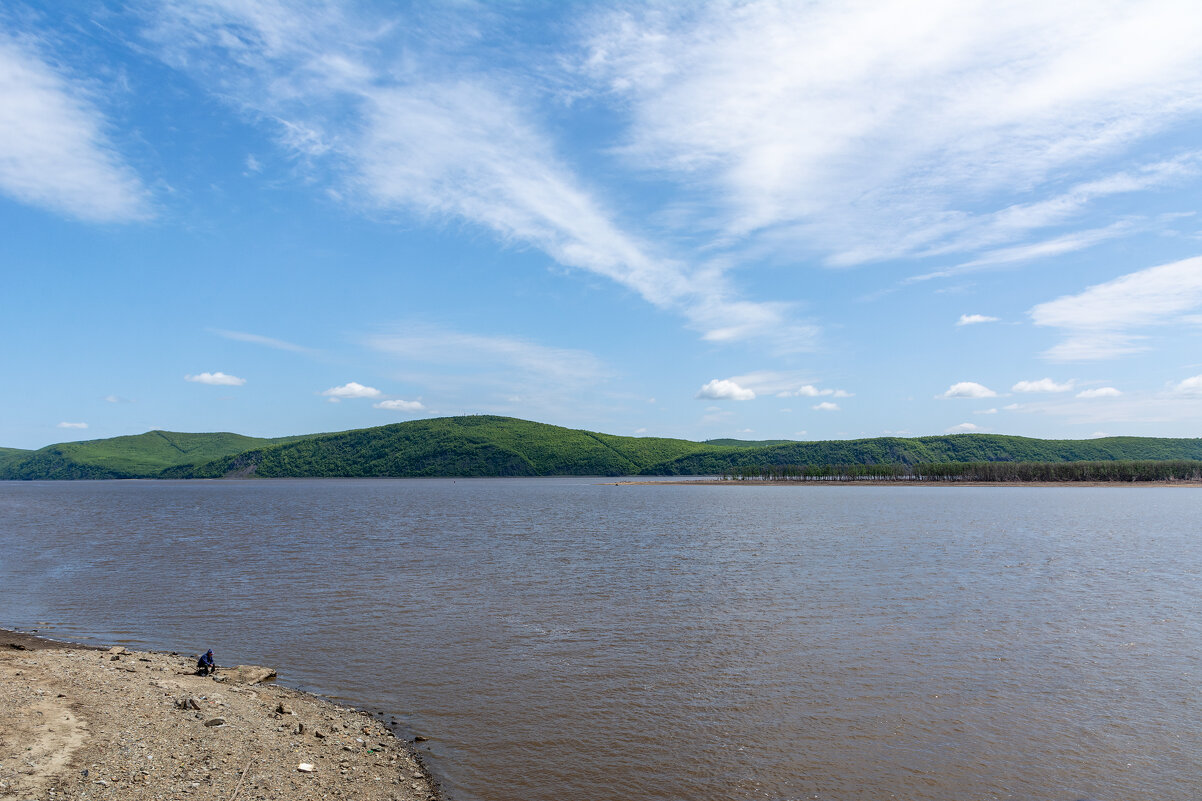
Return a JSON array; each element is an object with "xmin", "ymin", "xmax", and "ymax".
[{"xmin": 1, "ymin": 478, "xmax": 1200, "ymax": 800}]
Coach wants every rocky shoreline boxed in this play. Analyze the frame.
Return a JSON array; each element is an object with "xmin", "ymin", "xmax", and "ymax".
[{"xmin": 0, "ymin": 629, "xmax": 441, "ymax": 801}]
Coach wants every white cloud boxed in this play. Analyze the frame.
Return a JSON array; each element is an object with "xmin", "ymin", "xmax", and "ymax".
[
  {"xmin": 1076, "ymin": 387, "xmax": 1122, "ymax": 398},
  {"xmin": 1012, "ymin": 378, "xmax": 1074, "ymax": 393},
  {"xmin": 1003, "ymin": 403, "xmax": 1022, "ymax": 410},
  {"xmin": 917, "ymin": 155, "xmax": 1201, "ymax": 263},
  {"xmin": 143, "ymin": 4, "xmax": 814, "ymax": 352},
  {"xmin": 1030, "ymin": 255, "xmax": 1202, "ymax": 361},
  {"xmin": 916, "ymin": 222, "xmax": 1134, "ymax": 280},
  {"xmin": 584, "ymin": 1, "xmax": 1202, "ymax": 266},
  {"xmin": 210, "ymin": 328, "xmax": 312, "ymax": 353},
  {"xmin": 367, "ymin": 327, "xmax": 608, "ymax": 388},
  {"xmin": 1174, "ymin": 374, "xmax": 1202, "ymax": 396},
  {"xmin": 696, "ymin": 379, "xmax": 756, "ymax": 401},
  {"xmin": 103, "ymin": 395, "xmax": 132, "ymax": 404},
  {"xmin": 788, "ymin": 384, "xmax": 853, "ymax": 398},
  {"xmin": 725, "ymin": 372, "xmax": 852, "ymax": 398},
  {"xmin": 322, "ymin": 381, "xmax": 380, "ymax": 399},
  {"xmin": 975, "ymin": 408, "xmax": 998, "ymax": 414},
  {"xmin": 946, "ymin": 422, "xmax": 981, "ymax": 433},
  {"xmin": 356, "ymin": 82, "xmax": 816, "ymax": 350},
  {"xmin": 363, "ymin": 324, "xmax": 624, "ymax": 422},
  {"xmin": 812, "ymin": 401, "xmax": 839, "ymax": 411},
  {"xmin": 56, "ymin": 421, "xmax": 88, "ymax": 429},
  {"xmin": 373, "ymin": 399, "xmax": 425, "ymax": 412},
  {"xmin": 941, "ymin": 381, "xmax": 997, "ymax": 399},
  {"xmin": 0, "ymin": 33, "xmax": 148, "ymax": 221},
  {"xmin": 185, "ymin": 371, "xmax": 246, "ymax": 386},
  {"xmin": 987, "ymin": 391, "xmax": 1202, "ymax": 426},
  {"xmin": 957, "ymin": 314, "xmax": 999, "ymax": 326}
]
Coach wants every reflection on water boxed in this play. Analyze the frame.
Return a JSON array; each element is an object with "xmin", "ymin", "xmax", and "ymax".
[{"xmin": 2, "ymin": 479, "xmax": 1201, "ymax": 800}]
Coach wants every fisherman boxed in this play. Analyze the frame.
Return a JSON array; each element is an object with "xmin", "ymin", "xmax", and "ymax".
[{"xmin": 196, "ymin": 649, "xmax": 217, "ymax": 675}]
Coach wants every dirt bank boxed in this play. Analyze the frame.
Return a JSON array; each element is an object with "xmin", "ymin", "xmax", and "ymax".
[{"xmin": 0, "ymin": 629, "xmax": 440, "ymax": 801}]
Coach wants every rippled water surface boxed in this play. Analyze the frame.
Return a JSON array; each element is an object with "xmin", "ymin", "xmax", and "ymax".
[{"xmin": 2, "ymin": 479, "xmax": 1201, "ymax": 800}]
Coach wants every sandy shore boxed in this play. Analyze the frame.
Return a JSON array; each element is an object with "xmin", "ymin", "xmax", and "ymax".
[
  {"xmin": 0, "ymin": 629, "xmax": 440, "ymax": 801},
  {"xmin": 612, "ymin": 479, "xmax": 1202, "ymax": 487}
]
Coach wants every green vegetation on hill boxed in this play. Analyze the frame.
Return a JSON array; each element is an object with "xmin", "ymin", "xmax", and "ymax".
[
  {"xmin": 0, "ymin": 430, "xmax": 302, "ymax": 480},
  {"xmin": 725, "ymin": 459, "xmax": 1202, "ymax": 483},
  {"xmin": 164, "ymin": 416, "xmax": 717, "ymax": 478},
  {"xmin": 3, "ymin": 416, "xmax": 1201, "ymax": 480},
  {"xmin": 0, "ymin": 447, "xmax": 28, "ymax": 475},
  {"xmin": 648, "ymin": 434, "xmax": 1202, "ymax": 475}
]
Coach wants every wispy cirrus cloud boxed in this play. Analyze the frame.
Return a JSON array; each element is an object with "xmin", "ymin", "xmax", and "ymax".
[
  {"xmin": 915, "ymin": 154, "xmax": 1202, "ymax": 262},
  {"xmin": 583, "ymin": 1, "xmax": 1202, "ymax": 268},
  {"xmin": 363, "ymin": 324, "xmax": 618, "ymax": 423},
  {"xmin": 366, "ymin": 327, "xmax": 609, "ymax": 388},
  {"xmin": 141, "ymin": 1, "xmax": 813, "ymax": 350},
  {"xmin": 210, "ymin": 328, "xmax": 313, "ymax": 354},
  {"xmin": 0, "ymin": 32, "xmax": 148, "ymax": 222},
  {"xmin": 910, "ymin": 222, "xmax": 1135, "ymax": 281},
  {"xmin": 1030, "ymin": 255, "xmax": 1202, "ymax": 361},
  {"xmin": 995, "ymin": 387, "xmax": 1202, "ymax": 425}
]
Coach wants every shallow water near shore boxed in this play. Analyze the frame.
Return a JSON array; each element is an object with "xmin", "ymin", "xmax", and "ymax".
[{"xmin": 2, "ymin": 478, "xmax": 1201, "ymax": 800}]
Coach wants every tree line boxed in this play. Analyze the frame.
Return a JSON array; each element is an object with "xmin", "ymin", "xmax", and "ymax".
[{"xmin": 720, "ymin": 460, "xmax": 1202, "ymax": 483}]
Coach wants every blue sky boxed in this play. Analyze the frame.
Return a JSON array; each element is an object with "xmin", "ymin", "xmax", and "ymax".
[{"xmin": 3, "ymin": 0, "xmax": 1202, "ymax": 450}]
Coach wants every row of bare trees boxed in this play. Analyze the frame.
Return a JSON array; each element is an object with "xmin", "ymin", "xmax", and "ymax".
[{"xmin": 721, "ymin": 460, "xmax": 1202, "ymax": 482}]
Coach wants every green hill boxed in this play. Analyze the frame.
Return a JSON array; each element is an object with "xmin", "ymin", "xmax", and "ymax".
[
  {"xmin": 3, "ymin": 416, "xmax": 1201, "ymax": 480},
  {"xmin": 0, "ymin": 430, "xmax": 302, "ymax": 480},
  {"xmin": 648, "ymin": 433, "xmax": 1202, "ymax": 474},
  {"xmin": 162, "ymin": 416, "xmax": 718, "ymax": 478}
]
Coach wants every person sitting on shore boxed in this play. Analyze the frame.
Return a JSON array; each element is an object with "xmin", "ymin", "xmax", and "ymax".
[{"xmin": 196, "ymin": 649, "xmax": 217, "ymax": 675}]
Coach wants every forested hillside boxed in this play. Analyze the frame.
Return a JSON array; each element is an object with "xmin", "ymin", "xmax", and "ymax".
[
  {"xmin": 4, "ymin": 416, "xmax": 1201, "ymax": 480},
  {"xmin": 0, "ymin": 431, "xmax": 302, "ymax": 479}
]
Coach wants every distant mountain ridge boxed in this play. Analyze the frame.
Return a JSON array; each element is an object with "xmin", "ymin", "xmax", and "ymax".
[{"xmin": 2, "ymin": 415, "xmax": 1201, "ymax": 480}]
